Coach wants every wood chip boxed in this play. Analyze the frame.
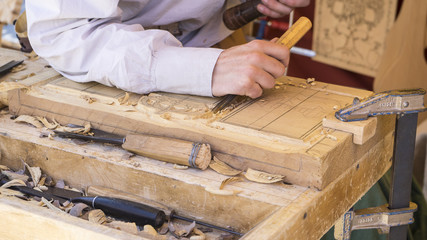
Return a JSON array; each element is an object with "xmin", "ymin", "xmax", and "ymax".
[
  {"xmin": 41, "ymin": 197, "xmax": 63, "ymax": 213},
  {"xmin": 219, "ymin": 176, "xmax": 244, "ymax": 190},
  {"xmin": 36, "ymin": 117, "xmax": 59, "ymax": 129},
  {"xmin": 88, "ymin": 209, "xmax": 108, "ymax": 225},
  {"xmin": 204, "ymin": 187, "xmax": 241, "ymax": 196},
  {"xmin": 209, "ymin": 157, "xmax": 241, "ymax": 176},
  {"xmin": 173, "ymin": 164, "xmax": 188, "ymax": 170},
  {"xmin": 24, "ymin": 162, "xmax": 41, "ymax": 187},
  {"xmin": 0, "ymin": 187, "xmax": 25, "ymax": 197},
  {"xmin": 143, "ymin": 225, "xmax": 158, "ymax": 236},
  {"xmin": 0, "ymin": 165, "xmax": 9, "ymax": 171},
  {"xmin": 0, "ymin": 179, "xmax": 26, "ymax": 188},
  {"xmin": 14, "ymin": 115, "xmax": 43, "ymax": 128},
  {"xmin": 118, "ymin": 92, "xmax": 130, "ymax": 105},
  {"xmin": 244, "ymin": 168, "xmax": 284, "ymax": 183},
  {"xmin": 190, "ymin": 228, "xmax": 206, "ymax": 240},
  {"xmin": 69, "ymin": 203, "xmax": 89, "ymax": 217},
  {"xmin": 1, "ymin": 170, "xmax": 29, "ymax": 182},
  {"xmin": 169, "ymin": 221, "xmax": 196, "ymax": 238},
  {"xmin": 106, "ymin": 221, "xmax": 138, "ymax": 235}
]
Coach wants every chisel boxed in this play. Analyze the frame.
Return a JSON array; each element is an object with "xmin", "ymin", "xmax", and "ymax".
[
  {"xmin": 223, "ymin": 0, "xmax": 262, "ymax": 30},
  {"xmin": 212, "ymin": 16, "xmax": 312, "ymax": 113},
  {"xmin": 53, "ymin": 130, "xmax": 211, "ymax": 170}
]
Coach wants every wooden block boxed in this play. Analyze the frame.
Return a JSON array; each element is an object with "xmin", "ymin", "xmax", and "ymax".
[
  {"xmin": 5, "ymin": 73, "xmax": 394, "ymax": 190},
  {"xmin": 323, "ymin": 114, "xmax": 377, "ymax": 145}
]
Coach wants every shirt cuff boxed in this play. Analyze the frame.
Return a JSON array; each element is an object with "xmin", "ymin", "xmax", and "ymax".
[{"xmin": 153, "ymin": 46, "xmax": 223, "ymax": 97}]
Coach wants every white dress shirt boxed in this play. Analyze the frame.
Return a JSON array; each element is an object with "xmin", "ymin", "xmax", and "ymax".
[{"xmin": 26, "ymin": 0, "xmax": 239, "ymax": 96}]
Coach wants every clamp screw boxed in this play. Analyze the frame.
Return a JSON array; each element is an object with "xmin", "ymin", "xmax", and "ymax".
[{"xmin": 403, "ymin": 101, "xmax": 409, "ymax": 108}]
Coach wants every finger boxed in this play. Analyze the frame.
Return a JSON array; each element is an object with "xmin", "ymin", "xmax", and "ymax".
[
  {"xmin": 246, "ymin": 40, "xmax": 290, "ymax": 68},
  {"xmin": 258, "ymin": 0, "xmax": 293, "ymax": 18},
  {"xmin": 245, "ymin": 81, "xmax": 263, "ymax": 99}
]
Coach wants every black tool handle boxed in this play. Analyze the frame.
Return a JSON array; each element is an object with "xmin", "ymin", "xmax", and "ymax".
[
  {"xmin": 72, "ymin": 196, "xmax": 166, "ymax": 228},
  {"xmin": 223, "ymin": 0, "xmax": 263, "ymax": 30}
]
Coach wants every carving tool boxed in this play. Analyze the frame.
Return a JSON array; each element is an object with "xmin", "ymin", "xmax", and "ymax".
[
  {"xmin": 0, "ymin": 60, "xmax": 24, "ymax": 76},
  {"xmin": 212, "ymin": 16, "xmax": 312, "ymax": 113},
  {"xmin": 334, "ymin": 88, "xmax": 426, "ymax": 240},
  {"xmin": 53, "ymin": 129, "xmax": 211, "ymax": 170}
]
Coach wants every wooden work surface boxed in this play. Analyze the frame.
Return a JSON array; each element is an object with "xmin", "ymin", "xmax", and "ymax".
[
  {"xmin": 1, "ymin": 48, "xmax": 394, "ymax": 190},
  {"xmin": 0, "ymin": 112, "xmax": 393, "ymax": 239}
]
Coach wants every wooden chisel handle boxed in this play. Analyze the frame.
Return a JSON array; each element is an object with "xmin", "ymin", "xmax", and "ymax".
[
  {"xmin": 277, "ymin": 16, "xmax": 312, "ymax": 49},
  {"xmin": 223, "ymin": 0, "xmax": 262, "ymax": 30},
  {"xmin": 121, "ymin": 134, "xmax": 211, "ymax": 170}
]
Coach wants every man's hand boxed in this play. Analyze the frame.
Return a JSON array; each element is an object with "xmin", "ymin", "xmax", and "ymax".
[
  {"xmin": 212, "ymin": 39, "xmax": 289, "ymax": 98},
  {"xmin": 257, "ymin": 0, "xmax": 310, "ymax": 18}
]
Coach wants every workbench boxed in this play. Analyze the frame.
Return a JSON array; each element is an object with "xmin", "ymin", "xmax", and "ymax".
[{"xmin": 0, "ymin": 47, "xmax": 394, "ymax": 239}]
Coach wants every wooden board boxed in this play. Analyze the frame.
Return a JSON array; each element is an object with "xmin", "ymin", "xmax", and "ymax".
[
  {"xmin": 312, "ymin": 0, "xmax": 397, "ymax": 77},
  {"xmin": 0, "ymin": 47, "xmax": 395, "ymax": 190},
  {"xmin": 0, "ymin": 113, "xmax": 394, "ymax": 239}
]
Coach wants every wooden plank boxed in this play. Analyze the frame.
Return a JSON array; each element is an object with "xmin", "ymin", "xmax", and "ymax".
[
  {"xmin": 312, "ymin": 0, "xmax": 397, "ymax": 76},
  {"xmin": 0, "ymin": 196, "xmax": 148, "ymax": 240},
  {"xmin": 6, "ymin": 73, "xmax": 392, "ymax": 190},
  {"xmin": 0, "ymin": 112, "xmax": 394, "ymax": 239}
]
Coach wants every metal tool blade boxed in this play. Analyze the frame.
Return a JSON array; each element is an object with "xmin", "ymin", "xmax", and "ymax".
[
  {"xmin": 0, "ymin": 60, "xmax": 24, "ymax": 75},
  {"xmin": 54, "ymin": 130, "xmax": 125, "ymax": 145}
]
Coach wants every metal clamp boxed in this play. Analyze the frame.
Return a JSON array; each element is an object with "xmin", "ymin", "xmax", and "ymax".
[{"xmin": 334, "ymin": 202, "xmax": 417, "ymax": 240}]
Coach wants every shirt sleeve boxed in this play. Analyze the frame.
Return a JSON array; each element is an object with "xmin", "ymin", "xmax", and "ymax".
[{"xmin": 25, "ymin": 0, "xmax": 224, "ymax": 97}]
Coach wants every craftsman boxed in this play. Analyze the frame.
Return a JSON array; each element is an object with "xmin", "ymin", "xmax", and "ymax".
[{"xmin": 24, "ymin": 0, "xmax": 309, "ymax": 99}]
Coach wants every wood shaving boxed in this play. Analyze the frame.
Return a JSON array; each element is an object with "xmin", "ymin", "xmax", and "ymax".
[
  {"xmin": 0, "ymin": 165, "xmax": 10, "ymax": 171},
  {"xmin": 14, "ymin": 115, "xmax": 43, "ymax": 128},
  {"xmin": 306, "ymin": 78, "xmax": 315, "ymax": 84},
  {"xmin": 41, "ymin": 197, "xmax": 63, "ymax": 213},
  {"xmin": 88, "ymin": 209, "xmax": 108, "ymax": 225},
  {"xmin": 81, "ymin": 95, "xmax": 97, "ymax": 104},
  {"xmin": 169, "ymin": 221, "xmax": 196, "ymax": 238},
  {"xmin": 36, "ymin": 117, "xmax": 59, "ymax": 129},
  {"xmin": 143, "ymin": 225, "xmax": 158, "ymax": 236},
  {"xmin": 209, "ymin": 157, "xmax": 241, "ymax": 176},
  {"xmin": 69, "ymin": 203, "xmax": 89, "ymax": 217},
  {"xmin": 173, "ymin": 164, "xmax": 188, "ymax": 170},
  {"xmin": 220, "ymin": 176, "xmax": 244, "ymax": 190},
  {"xmin": 24, "ymin": 162, "xmax": 41, "ymax": 187},
  {"xmin": 106, "ymin": 221, "xmax": 138, "ymax": 235},
  {"xmin": 0, "ymin": 179, "xmax": 26, "ymax": 188},
  {"xmin": 244, "ymin": 168, "xmax": 284, "ymax": 183},
  {"xmin": 1, "ymin": 170, "xmax": 29, "ymax": 182},
  {"xmin": 326, "ymin": 134, "xmax": 337, "ymax": 141},
  {"xmin": 118, "ymin": 92, "xmax": 130, "ymax": 105},
  {"xmin": 190, "ymin": 228, "xmax": 206, "ymax": 240},
  {"xmin": 25, "ymin": 51, "xmax": 39, "ymax": 61},
  {"xmin": 204, "ymin": 187, "xmax": 241, "ymax": 196}
]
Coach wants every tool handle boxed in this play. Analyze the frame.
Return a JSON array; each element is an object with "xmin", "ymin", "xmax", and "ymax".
[
  {"xmin": 72, "ymin": 197, "xmax": 166, "ymax": 228},
  {"xmin": 223, "ymin": 0, "xmax": 262, "ymax": 30},
  {"xmin": 122, "ymin": 134, "xmax": 211, "ymax": 170},
  {"xmin": 276, "ymin": 16, "xmax": 312, "ymax": 49}
]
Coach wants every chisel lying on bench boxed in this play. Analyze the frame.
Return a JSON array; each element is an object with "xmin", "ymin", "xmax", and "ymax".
[{"xmin": 53, "ymin": 130, "xmax": 211, "ymax": 170}]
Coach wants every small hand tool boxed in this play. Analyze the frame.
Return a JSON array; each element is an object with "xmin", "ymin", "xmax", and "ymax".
[
  {"xmin": 72, "ymin": 196, "xmax": 243, "ymax": 236},
  {"xmin": 53, "ymin": 129, "xmax": 211, "ymax": 170},
  {"xmin": 212, "ymin": 16, "xmax": 312, "ymax": 113},
  {"xmin": 223, "ymin": 0, "xmax": 262, "ymax": 30},
  {"xmin": 0, "ymin": 173, "xmax": 83, "ymax": 204},
  {"xmin": 334, "ymin": 88, "xmax": 427, "ymax": 240},
  {"xmin": 0, "ymin": 60, "xmax": 24, "ymax": 76}
]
